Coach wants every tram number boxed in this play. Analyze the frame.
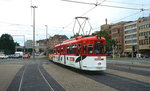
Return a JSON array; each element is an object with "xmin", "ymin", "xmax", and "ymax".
[
  {"xmin": 95, "ymin": 57, "xmax": 104, "ymax": 61},
  {"xmin": 69, "ymin": 57, "xmax": 75, "ymax": 61}
]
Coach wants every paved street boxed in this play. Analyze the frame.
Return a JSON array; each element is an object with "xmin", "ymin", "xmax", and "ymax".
[{"xmin": 0, "ymin": 58, "xmax": 150, "ymax": 91}]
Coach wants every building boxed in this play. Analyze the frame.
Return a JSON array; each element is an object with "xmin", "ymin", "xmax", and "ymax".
[
  {"xmin": 48, "ymin": 35, "xmax": 68, "ymax": 48},
  {"xmin": 124, "ymin": 21, "xmax": 138, "ymax": 54},
  {"xmin": 101, "ymin": 22, "xmax": 128, "ymax": 54},
  {"xmin": 101, "ymin": 24, "xmax": 111, "ymax": 35},
  {"xmin": 24, "ymin": 40, "xmax": 33, "ymax": 48},
  {"xmin": 111, "ymin": 22, "xmax": 128, "ymax": 54},
  {"xmin": 138, "ymin": 16, "xmax": 150, "ymax": 55},
  {"xmin": 36, "ymin": 39, "xmax": 48, "ymax": 52}
]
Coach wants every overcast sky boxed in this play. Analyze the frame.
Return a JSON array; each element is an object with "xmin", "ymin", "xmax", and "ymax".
[{"xmin": 0, "ymin": 0, "xmax": 150, "ymax": 45}]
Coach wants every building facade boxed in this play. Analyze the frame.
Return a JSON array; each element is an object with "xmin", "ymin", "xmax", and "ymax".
[
  {"xmin": 101, "ymin": 22, "xmax": 128, "ymax": 54},
  {"xmin": 48, "ymin": 35, "xmax": 68, "ymax": 48},
  {"xmin": 24, "ymin": 40, "xmax": 33, "ymax": 48},
  {"xmin": 124, "ymin": 21, "xmax": 138, "ymax": 54},
  {"xmin": 101, "ymin": 24, "xmax": 111, "ymax": 35},
  {"xmin": 111, "ymin": 22, "xmax": 128, "ymax": 54},
  {"xmin": 138, "ymin": 16, "xmax": 150, "ymax": 55},
  {"xmin": 101, "ymin": 15, "xmax": 150, "ymax": 56}
]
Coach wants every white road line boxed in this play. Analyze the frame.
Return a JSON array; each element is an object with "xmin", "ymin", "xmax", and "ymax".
[
  {"xmin": 38, "ymin": 64, "xmax": 54, "ymax": 91},
  {"xmin": 18, "ymin": 66, "xmax": 27, "ymax": 91}
]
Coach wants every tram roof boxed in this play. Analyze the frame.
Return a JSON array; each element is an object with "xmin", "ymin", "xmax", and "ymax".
[{"xmin": 54, "ymin": 35, "xmax": 105, "ymax": 47}]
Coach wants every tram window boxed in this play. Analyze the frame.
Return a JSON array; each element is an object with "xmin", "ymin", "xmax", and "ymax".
[
  {"xmin": 78, "ymin": 44, "xmax": 81, "ymax": 53},
  {"xmin": 67, "ymin": 46, "xmax": 70, "ymax": 54},
  {"xmin": 88, "ymin": 44, "xmax": 93, "ymax": 54},
  {"xmin": 83, "ymin": 45, "xmax": 87, "ymax": 54},
  {"xmin": 61, "ymin": 47, "xmax": 63, "ymax": 54},
  {"xmin": 72, "ymin": 45, "xmax": 76, "ymax": 54},
  {"xmin": 94, "ymin": 44, "xmax": 105, "ymax": 54}
]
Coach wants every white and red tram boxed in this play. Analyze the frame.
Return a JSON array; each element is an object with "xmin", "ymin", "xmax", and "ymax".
[{"xmin": 49, "ymin": 35, "xmax": 106, "ymax": 71}]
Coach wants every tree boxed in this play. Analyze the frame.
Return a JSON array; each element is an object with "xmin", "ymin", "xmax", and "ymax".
[
  {"xmin": 70, "ymin": 33, "xmax": 82, "ymax": 38},
  {"xmin": 92, "ymin": 30, "xmax": 116, "ymax": 52},
  {"xmin": 0, "ymin": 34, "xmax": 16, "ymax": 54}
]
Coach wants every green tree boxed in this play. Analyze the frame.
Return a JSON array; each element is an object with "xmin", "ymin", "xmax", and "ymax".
[
  {"xmin": 70, "ymin": 33, "xmax": 82, "ymax": 38},
  {"xmin": 92, "ymin": 30, "xmax": 116, "ymax": 52},
  {"xmin": 0, "ymin": 34, "xmax": 16, "ymax": 54}
]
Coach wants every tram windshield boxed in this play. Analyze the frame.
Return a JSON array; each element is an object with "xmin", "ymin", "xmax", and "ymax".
[
  {"xmin": 94, "ymin": 44, "xmax": 105, "ymax": 54},
  {"xmin": 87, "ymin": 44, "xmax": 105, "ymax": 55}
]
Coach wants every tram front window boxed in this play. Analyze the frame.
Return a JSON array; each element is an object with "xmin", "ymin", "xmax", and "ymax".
[
  {"xmin": 88, "ymin": 44, "xmax": 93, "ymax": 54},
  {"xmin": 94, "ymin": 44, "xmax": 105, "ymax": 54}
]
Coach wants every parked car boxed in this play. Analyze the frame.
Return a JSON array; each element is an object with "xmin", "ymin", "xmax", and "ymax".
[
  {"xmin": 8, "ymin": 54, "xmax": 21, "ymax": 58},
  {"xmin": 0, "ymin": 54, "xmax": 8, "ymax": 59},
  {"xmin": 141, "ymin": 54, "xmax": 150, "ymax": 58},
  {"xmin": 23, "ymin": 54, "xmax": 30, "ymax": 59}
]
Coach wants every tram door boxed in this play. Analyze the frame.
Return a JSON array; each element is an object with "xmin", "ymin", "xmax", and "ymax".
[
  {"xmin": 64, "ymin": 55, "xmax": 66, "ymax": 64},
  {"xmin": 64, "ymin": 46, "xmax": 66, "ymax": 64}
]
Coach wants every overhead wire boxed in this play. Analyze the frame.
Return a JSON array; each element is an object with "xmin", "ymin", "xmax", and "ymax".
[
  {"xmin": 111, "ymin": 11, "xmax": 142, "ymax": 23},
  {"xmin": 61, "ymin": 0, "xmax": 107, "ymax": 35},
  {"xmin": 98, "ymin": 0, "xmax": 150, "ymax": 6},
  {"xmin": 62, "ymin": 0, "xmax": 150, "ymax": 11},
  {"xmin": 61, "ymin": 0, "xmax": 150, "ymax": 32}
]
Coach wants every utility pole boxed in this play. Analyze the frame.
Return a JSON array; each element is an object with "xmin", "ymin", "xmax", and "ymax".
[
  {"xmin": 45, "ymin": 25, "xmax": 48, "ymax": 39},
  {"xmin": 31, "ymin": 6, "xmax": 37, "ymax": 59},
  {"xmin": 45, "ymin": 25, "xmax": 48, "ymax": 56}
]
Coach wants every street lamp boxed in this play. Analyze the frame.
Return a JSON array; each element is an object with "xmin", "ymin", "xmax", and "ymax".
[
  {"xmin": 45, "ymin": 25, "xmax": 48, "ymax": 40},
  {"xmin": 31, "ymin": 5, "xmax": 37, "ymax": 59},
  {"xmin": 45, "ymin": 25, "xmax": 49, "ymax": 56}
]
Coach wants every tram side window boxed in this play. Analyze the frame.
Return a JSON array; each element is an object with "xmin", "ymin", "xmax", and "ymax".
[
  {"xmin": 88, "ymin": 44, "xmax": 93, "ymax": 54},
  {"xmin": 66, "ymin": 45, "xmax": 76, "ymax": 54},
  {"xmin": 72, "ymin": 45, "xmax": 76, "ymax": 54},
  {"xmin": 94, "ymin": 44, "xmax": 105, "ymax": 54},
  {"xmin": 83, "ymin": 45, "xmax": 87, "ymax": 54},
  {"xmin": 67, "ymin": 46, "xmax": 70, "ymax": 54},
  {"xmin": 61, "ymin": 47, "xmax": 63, "ymax": 54}
]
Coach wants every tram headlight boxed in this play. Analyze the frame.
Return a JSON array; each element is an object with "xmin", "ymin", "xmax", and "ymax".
[
  {"xmin": 97, "ymin": 36, "xmax": 101, "ymax": 39},
  {"xmin": 98, "ymin": 62, "xmax": 101, "ymax": 65}
]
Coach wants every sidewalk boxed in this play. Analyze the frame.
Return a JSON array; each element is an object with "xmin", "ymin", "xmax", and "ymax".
[
  {"xmin": 107, "ymin": 57, "xmax": 150, "ymax": 61},
  {"xmin": 107, "ymin": 57, "xmax": 150, "ymax": 64}
]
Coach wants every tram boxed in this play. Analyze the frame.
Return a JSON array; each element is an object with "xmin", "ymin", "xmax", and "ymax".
[{"xmin": 49, "ymin": 35, "xmax": 106, "ymax": 71}]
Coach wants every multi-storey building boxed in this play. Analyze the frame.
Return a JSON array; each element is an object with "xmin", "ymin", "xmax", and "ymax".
[
  {"xmin": 101, "ymin": 22, "xmax": 128, "ymax": 54},
  {"xmin": 48, "ymin": 35, "xmax": 68, "ymax": 48},
  {"xmin": 111, "ymin": 22, "xmax": 127, "ymax": 54},
  {"xmin": 101, "ymin": 15, "xmax": 150, "ymax": 56},
  {"xmin": 124, "ymin": 21, "xmax": 138, "ymax": 54},
  {"xmin": 101, "ymin": 24, "xmax": 111, "ymax": 35},
  {"xmin": 138, "ymin": 16, "xmax": 150, "ymax": 55}
]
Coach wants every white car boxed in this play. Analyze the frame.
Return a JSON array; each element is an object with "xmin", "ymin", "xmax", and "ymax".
[{"xmin": 0, "ymin": 54, "xmax": 8, "ymax": 59}]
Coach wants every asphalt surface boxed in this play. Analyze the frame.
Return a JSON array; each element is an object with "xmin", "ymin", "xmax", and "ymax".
[
  {"xmin": 5, "ymin": 59, "xmax": 64, "ymax": 91},
  {"xmin": 0, "ymin": 58, "xmax": 150, "ymax": 91}
]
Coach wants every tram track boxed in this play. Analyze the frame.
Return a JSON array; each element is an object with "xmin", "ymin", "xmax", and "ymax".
[
  {"xmin": 4, "ymin": 59, "xmax": 150, "ymax": 91},
  {"xmin": 18, "ymin": 65, "xmax": 26, "ymax": 91},
  {"xmin": 7, "ymin": 62, "xmax": 64, "ymax": 91},
  {"xmin": 38, "ymin": 64, "xmax": 54, "ymax": 91}
]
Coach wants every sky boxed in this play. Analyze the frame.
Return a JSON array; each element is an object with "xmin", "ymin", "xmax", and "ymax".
[{"xmin": 0, "ymin": 0, "xmax": 150, "ymax": 46}]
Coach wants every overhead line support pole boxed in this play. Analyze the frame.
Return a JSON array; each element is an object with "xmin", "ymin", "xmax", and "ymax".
[{"xmin": 31, "ymin": 6, "xmax": 37, "ymax": 59}]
